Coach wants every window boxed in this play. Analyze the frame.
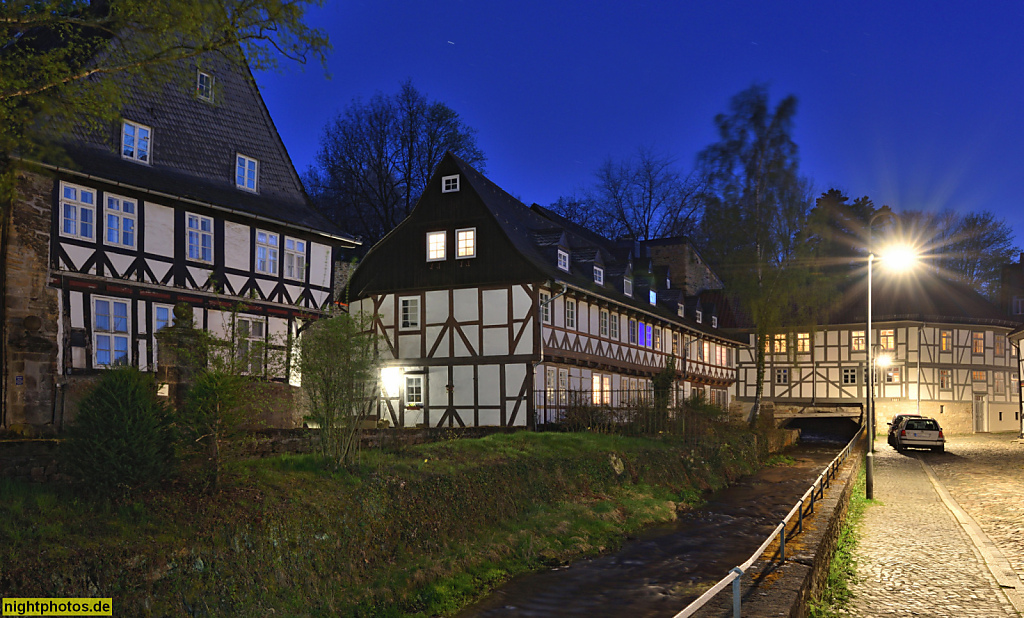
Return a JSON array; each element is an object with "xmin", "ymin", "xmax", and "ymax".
[
  {"xmin": 972, "ymin": 332, "xmax": 984, "ymax": 354},
  {"xmin": 884, "ymin": 367, "xmax": 900, "ymax": 383},
  {"xmin": 629, "ymin": 319, "xmax": 637, "ymax": 344},
  {"xmin": 939, "ymin": 369, "xmax": 951, "ymax": 390},
  {"xmin": 775, "ymin": 368, "xmax": 789, "ymax": 384},
  {"xmin": 104, "ymin": 194, "xmax": 136, "ymax": 248},
  {"xmin": 60, "ymin": 182, "xmax": 95, "ymax": 240},
  {"xmin": 623, "ymin": 277, "xmax": 633, "ymax": 297},
  {"xmin": 995, "ymin": 334, "xmax": 1006, "ymax": 356},
  {"xmin": 702, "ymin": 340, "xmax": 710, "ymax": 362},
  {"xmin": 565, "ymin": 300, "xmax": 576, "ymax": 329},
  {"xmin": 456, "ymin": 228, "xmax": 476, "ymax": 258},
  {"xmin": 94, "ymin": 297, "xmax": 129, "ymax": 367},
  {"xmin": 638, "ymin": 321, "xmax": 647, "ymax": 347},
  {"xmin": 154, "ymin": 305, "xmax": 173, "ymax": 332},
  {"xmin": 711, "ymin": 316, "xmax": 718, "ymax": 328},
  {"xmin": 602, "ymin": 375, "xmax": 611, "ymax": 405},
  {"xmin": 695, "ymin": 310, "xmax": 703, "ymax": 324},
  {"xmin": 672, "ymin": 333, "xmax": 679, "ymax": 356},
  {"xmin": 1013, "ymin": 296, "xmax": 1024, "ymax": 315},
  {"xmin": 852, "ymin": 330, "xmax": 865, "ymax": 352},
  {"xmin": 426, "ymin": 231, "xmax": 446, "ymax": 261},
  {"xmin": 442, "ymin": 174, "xmax": 460, "ymax": 193},
  {"xmin": 255, "ymin": 230, "xmax": 279, "ymax": 275},
  {"xmin": 545, "ymin": 366, "xmax": 557, "ymax": 405},
  {"xmin": 236, "ymin": 317, "xmax": 265, "ymax": 374},
  {"xmin": 557, "ymin": 249, "xmax": 570, "ymax": 271},
  {"xmin": 879, "ymin": 329, "xmax": 895, "ymax": 350},
  {"xmin": 196, "ymin": 71, "xmax": 214, "ymax": 101},
  {"xmin": 609, "ymin": 313, "xmax": 618, "ymax": 340},
  {"xmin": 653, "ymin": 327, "xmax": 661, "ymax": 351},
  {"xmin": 599, "ymin": 310, "xmax": 609, "ymax": 337},
  {"xmin": 405, "ymin": 375, "xmax": 423, "ymax": 406},
  {"xmin": 400, "ymin": 297, "xmax": 420, "ymax": 330},
  {"xmin": 697, "ymin": 339, "xmax": 705, "ymax": 361},
  {"xmin": 540, "ymin": 292, "xmax": 551, "ymax": 323},
  {"xmin": 284, "ymin": 238, "xmax": 306, "ymax": 280},
  {"xmin": 236, "ymin": 154, "xmax": 258, "ymax": 192},
  {"xmin": 592, "ymin": 374, "xmax": 602, "ymax": 405},
  {"xmin": 649, "ymin": 290, "xmax": 657, "ymax": 305},
  {"xmin": 772, "ymin": 333, "xmax": 787, "ymax": 354},
  {"xmin": 973, "ymin": 370, "xmax": 987, "ymax": 382},
  {"xmin": 995, "ymin": 372, "xmax": 1005, "ymax": 395},
  {"xmin": 121, "ymin": 120, "xmax": 151, "ymax": 163},
  {"xmin": 940, "ymin": 330, "xmax": 952, "ymax": 352},
  {"xmin": 842, "ymin": 368, "xmax": 857, "ymax": 385},
  {"xmin": 677, "ymin": 305, "xmax": 685, "ymax": 318},
  {"xmin": 558, "ymin": 368, "xmax": 569, "ymax": 405},
  {"xmin": 797, "ymin": 332, "xmax": 810, "ymax": 353},
  {"xmin": 186, "ymin": 213, "xmax": 213, "ymax": 262}
]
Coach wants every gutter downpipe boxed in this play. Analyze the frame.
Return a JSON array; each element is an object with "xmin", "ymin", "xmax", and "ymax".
[{"xmin": 917, "ymin": 325, "xmax": 922, "ymax": 415}]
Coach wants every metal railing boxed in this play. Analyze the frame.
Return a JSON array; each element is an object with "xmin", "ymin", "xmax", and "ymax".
[{"xmin": 672, "ymin": 426, "xmax": 865, "ymax": 618}]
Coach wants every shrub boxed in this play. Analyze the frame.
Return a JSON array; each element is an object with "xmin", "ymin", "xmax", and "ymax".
[{"xmin": 63, "ymin": 367, "xmax": 175, "ymax": 495}]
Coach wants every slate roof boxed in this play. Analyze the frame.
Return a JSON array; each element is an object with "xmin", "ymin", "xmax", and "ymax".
[{"xmin": 36, "ymin": 48, "xmax": 356, "ymax": 243}]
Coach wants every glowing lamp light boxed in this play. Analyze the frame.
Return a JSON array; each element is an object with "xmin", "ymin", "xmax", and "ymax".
[
  {"xmin": 880, "ymin": 245, "xmax": 919, "ymax": 272},
  {"xmin": 876, "ymin": 354, "xmax": 892, "ymax": 368},
  {"xmin": 381, "ymin": 367, "xmax": 402, "ymax": 398}
]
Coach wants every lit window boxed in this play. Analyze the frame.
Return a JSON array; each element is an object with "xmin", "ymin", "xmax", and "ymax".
[
  {"xmin": 405, "ymin": 375, "xmax": 423, "ymax": 406},
  {"xmin": 672, "ymin": 333, "xmax": 679, "ymax": 356},
  {"xmin": 677, "ymin": 305, "xmax": 684, "ymax": 318},
  {"xmin": 284, "ymin": 238, "xmax": 306, "ymax": 281},
  {"xmin": 592, "ymin": 374, "xmax": 602, "ymax": 405},
  {"xmin": 995, "ymin": 335, "xmax": 1006, "ymax": 356},
  {"xmin": 995, "ymin": 372, "xmax": 1005, "ymax": 394},
  {"xmin": 539, "ymin": 292, "xmax": 551, "ymax": 323},
  {"xmin": 121, "ymin": 120, "xmax": 151, "ymax": 163},
  {"xmin": 442, "ymin": 174, "xmax": 460, "ymax": 193},
  {"xmin": 649, "ymin": 290, "xmax": 657, "ymax": 305},
  {"xmin": 602, "ymin": 375, "xmax": 611, "ymax": 405},
  {"xmin": 600, "ymin": 310, "xmax": 609, "ymax": 337},
  {"xmin": 104, "ymin": 194, "xmax": 136, "ymax": 248},
  {"xmin": 697, "ymin": 340, "xmax": 705, "ymax": 361},
  {"xmin": 842, "ymin": 368, "xmax": 857, "ymax": 384},
  {"xmin": 255, "ymin": 230, "xmax": 279, "ymax": 275},
  {"xmin": 775, "ymin": 368, "xmax": 789, "ymax": 384},
  {"xmin": 797, "ymin": 332, "xmax": 810, "ymax": 353},
  {"xmin": 236, "ymin": 154, "xmax": 258, "ymax": 192},
  {"xmin": 972, "ymin": 332, "xmax": 984, "ymax": 354},
  {"xmin": 939, "ymin": 369, "xmax": 951, "ymax": 390},
  {"xmin": 426, "ymin": 231, "xmax": 446, "ymax": 261},
  {"xmin": 638, "ymin": 321, "xmax": 647, "ymax": 347},
  {"xmin": 236, "ymin": 316, "xmax": 265, "ymax": 375},
  {"xmin": 772, "ymin": 333, "xmax": 786, "ymax": 354},
  {"xmin": 94, "ymin": 297, "xmax": 129, "ymax": 367},
  {"xmin": 196, "ymin": 71, "xmax": 214, "ymax": 102},
  {"xmin": 852, "ymin": 331, "xmax": 865, "ymax": 351},
  {"xmin": 557, "ymin": 249, "xmax": 570, "ymax": 271},
  {"xmin": 623, "ymin": 277, "xmax": 633, "ymax": 297},
  {"xmin": 653, "ymin": 327, "xmax": 661, "ymax": 350},
  {"xmin": 594, "ymin": 265, "xmax": 604, "ymax": 285},
  {"xmin": 879, "ymin": 329, "xmax": 895, "ymax": 351},
  {"xmin": 609, "ymin": 313, "xmax": 619, "ymax": 339},
  {"xmin": 400, "ymin": 297, "xmax": 420, "ymax": 330},
  {"xmin": 885, "ymin": 367, "xmax": 901, "ymax": 384},
  {"xmin": 972, "ymin": 370, "xmax": 987, "ymax": 382},
  {"xmin": 565, "ymin": 300, "xmax": 576, "ymax": 329},
  {"xmin": 456, "ymin": 228, "xmax": 476, "ymax": 258},
  {"xmin": 186, "ymin": 213, "xmax": 213, "ymax": 262},
  {"xmin": 703, "ymin": 340, "xmax": 710, "ymax": 361},
  {"xmin": 940, "ymin": 330, "xmax": 952, "ymax": 352},
  {"xmin": 60, "ymin": 182, "xmax": 95, "ymax": 240}
]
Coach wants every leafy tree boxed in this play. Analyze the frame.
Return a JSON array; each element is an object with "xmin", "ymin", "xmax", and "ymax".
[
  {"xmin": 800, "ymin": 189, "xmax": 881, "ymax": 272},
  {"xmin": 303, "ymin": 81, "xmax": 485, "ymax": 243},
  {"xmin": 298, "ymin": 311, "xmax": 380, "ymax": 468},
  {"xmin": 695, "ymin": 84, "xmax": 818, "ymax": 426}
]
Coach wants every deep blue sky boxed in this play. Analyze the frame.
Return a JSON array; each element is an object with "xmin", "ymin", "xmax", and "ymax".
[{"xmin": 258, "ymin": 1, "xmax": 1024, "ymax": 250}]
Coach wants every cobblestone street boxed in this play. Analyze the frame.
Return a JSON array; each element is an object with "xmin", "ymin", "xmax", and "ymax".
[{"xmin": 847, "ymin": 432, "xmax": 1024, "ymax": 617}]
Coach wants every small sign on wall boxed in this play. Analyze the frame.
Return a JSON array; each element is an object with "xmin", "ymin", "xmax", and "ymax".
[{"xmin": 15, "ymin": 375, "xmax": 23, "ymax": 386}]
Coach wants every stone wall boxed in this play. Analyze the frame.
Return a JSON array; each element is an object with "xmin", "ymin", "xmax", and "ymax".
[
  {"xmin": 3, "ymin": 171, "xmax": 60, "ymax": 431},
  {"xmin": 0, "ymin": 439, "xmax": 66, "ymax": 483}
]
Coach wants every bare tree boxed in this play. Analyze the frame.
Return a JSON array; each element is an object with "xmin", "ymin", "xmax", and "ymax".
[{"xmin": 303, "ymin": 81, "xmax": 485, "ymax": 243}]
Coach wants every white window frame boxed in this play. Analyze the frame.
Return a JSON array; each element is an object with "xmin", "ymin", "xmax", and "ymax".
[
  {"xmin": 442, "ymin": 174, "xmax": 460, "ymax": 193},
  {"xmin": 103, "ymin": 193, "xmax": 137, "ymax": 248},
  {"xmin": 880, "ymin": 329, "xmax": 895, "ymax": 351},
  {"xmin": 939, "ymin": 369, "xmax": 952, "ymax": 390},
  {"xmin": 796, "ymin": 332, "xmax": 810, "ymax": 353},
  {"xmin": 711, "ymin": 316, "xmax": 718, "ymax": 328},
  {"xmin": 121, "ymin": 120, "xmax": 152, "ymax": 164},
  {"xmin": 940, "ymin": 330, "xmax": 952, "ymax": 352},
  {"xmin": 93, "ymin": 296, "xmax": 130, "ymax": 367},
  {"xmin": 456, "ymin": 227, "xmax": 476, "ymax": 259},
  {"xmin": 842, "ymin": 368, "xmax": 857, "ymax": 385},
  {"xmin": 399, "ymin": 296, "xmax": 420, "ymax": 330},
  {"xmin": 972, "ymin": 332, "xmax": 985, "ymax": 355},
  {"xmin": 236, "ymin": 315, "xmax": 266, "ymax": 375},
  {"xmin": 236, "ymin": 154, "xmax": 259, "ymax": 192},
  {"xmin": 426, "ymin": 231, "xmax": 446, "ymax": 261},
  {"xmin": 557, "ymin": 249, "xmax": 570, "ymax": 272},
  {"xmin": 186, "ymin": 213, "xmax": 213, "ymax": 263},
  {"xmin": 59, "ymin": 182, "xmax": 96, "ymax": 241},
  {"xmin": 623, "ymin": 277, "xmax": 633, "ymax": 297},
  {"xmin": 196, "ymin": 70, "xmax": 214, "ymax": 102},
  {"xmin": 255, "ymin": 229, "xmax": 279, "ymax": 275},
  {"xmin": 405, "ymin": 374, "xmax": 424, "ymax": 407},
  {"xmin": 609, "ymin": 313, "xmax": 619, "ymax": 340},
  {"xmin": 1014, "ymin": 296, "xmax": 1024, "ymax": 315},
  {"xmin": 152, "ymin": 303, "xmax": 175, "ymax": 371},
  {"xmin": 284, "ymin": 237, "xmax": 307, "ymax": 281},
  {"xmin": 852, "ymin": 330, "xmax": 866, "ymax": 351},
  {"xmin": 995, "ymin": 334, "xmax": 1006, "ymax": 356},
  {"xmin": 775, "ymin": 368, "xmax": 789, "ymax": 384},
  {"xmin": 540, "ymin": 292, "xmax": 551, "ymax": 324},
  {"xmin": 995, "ymin": 371, "xmax": 1006, "ymax": 395},
  {"xmin": 885, "ymin": 367, "xmax": 901, "ymax": 384},
  {"xmin": 594, "ymin": 265, "xmax": 604, "ymax": 285},
  {"xmin": 695, "ymin": 310, "xmax": 703, "ymax": 324},
  {"xmin": 599, "ymin": 310, "xmax": 609, "ymax": 337},
  {"xmin": 649, "ymin": 290, "xmax": 657, "ymax": 305},
  {"xmin": 565, "ymin": 299, "xmax": 576, "ymax": 329},
  {"xmin": 628, "ymin": 319, "xmax": 637, "ymax": 345}
]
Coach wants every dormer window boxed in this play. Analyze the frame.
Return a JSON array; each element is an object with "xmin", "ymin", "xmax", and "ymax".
[
  {"xmin": 442, "ymin": 174, "xmax": 460, "ymax": 193},
  {"xmin": 712, "ymin": 316, "xmax": 718, "ymax": 328},
  {"xmin": 666, "ymin": 277, "xmax": 670, "ymax": 289},
  {"xmin": 648, "ymin": 290, "xmax": 656, "ymax": 305},
  {"xmin": 623, "ymin": 277, "xmax": 633, "ymax": 297},
  {"xmin": 593, "ymin": 265, "xmax": 604, "ymax": 285},
  {"xmin": 236, "ymin": 154, "xmax": 258, "ymax": 192},
  {"xmin": 197, "ymin": 71, "xmax": 214, "ymax": 102},
  {"xmin": 677, "ymin": 305, "xmax": 684, "ymax": 318},
  {"xmin": 121, "ymin": 120, "xmax": 151, "ymax": 163},
  {"xmin": 557, "ymin": 249, "xmax": 570, "ymax": 272},
  {"xmin": 696, "ymin": 310, "xmax": 703, "ymax": 324}
]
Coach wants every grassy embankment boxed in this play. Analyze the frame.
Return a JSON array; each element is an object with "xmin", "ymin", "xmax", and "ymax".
[{"xmin": 1, "ymin": 428, "xmax": 776, "ymax": 616}]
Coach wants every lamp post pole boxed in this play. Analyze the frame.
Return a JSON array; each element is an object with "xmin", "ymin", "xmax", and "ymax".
[{"xmin": 866, "ymin": 253, "xmax": 875, "ymax": 499}]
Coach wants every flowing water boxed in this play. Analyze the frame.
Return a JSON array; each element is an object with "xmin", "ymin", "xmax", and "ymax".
[{"xmin": 456, "ymin": 432, "xmax": 851, "ymax": 617}]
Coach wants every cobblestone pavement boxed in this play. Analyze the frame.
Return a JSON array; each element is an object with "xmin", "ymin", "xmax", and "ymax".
[{"xmin": 845, "ymin": 435, "xmax": 1020, "ymax": 617}]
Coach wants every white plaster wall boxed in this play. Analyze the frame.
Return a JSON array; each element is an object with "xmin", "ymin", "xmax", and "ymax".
[
  {"xmin": 224, "ymin": 222, "xmax": 250, "ymax": 270},
  {"xmin": 145, "ymin": 202, "xmax": 175, "ymax": 257}
]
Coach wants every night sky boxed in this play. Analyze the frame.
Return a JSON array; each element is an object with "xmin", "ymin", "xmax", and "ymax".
[{"xmin": 258, "ymin": 1, "xmax": 1024, "ymax": 251}]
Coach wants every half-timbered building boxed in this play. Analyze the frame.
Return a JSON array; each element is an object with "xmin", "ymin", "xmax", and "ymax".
[
  {"xmin": 2, "ymin": 51, "xmax": 358, "ymax": 431},
  {"xmin": 348, "ymin": 154, "xmax": 744, "ymax": 428},
  {"xmin": 736, "ymin": 271, "xmax": 1022, "ymax": 433}
]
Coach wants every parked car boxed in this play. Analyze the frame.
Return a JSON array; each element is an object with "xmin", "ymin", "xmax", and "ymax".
[
  {"xmin": 893, "ymin": 417, "xmax": 945, "ymax": 453},
  {"xmin": 887, "ymin": 414, "xmax": 923, "ymax": 448}
]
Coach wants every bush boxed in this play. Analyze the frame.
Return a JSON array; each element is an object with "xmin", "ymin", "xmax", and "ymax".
[{"xmin": 63, "ymin": 367, "xmax": 175, "ymax": 495}]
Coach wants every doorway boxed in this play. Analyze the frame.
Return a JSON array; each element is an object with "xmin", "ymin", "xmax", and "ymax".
[{"xmin": 973, "ymin": 394, "xmax": 987, "ymax": 433}]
